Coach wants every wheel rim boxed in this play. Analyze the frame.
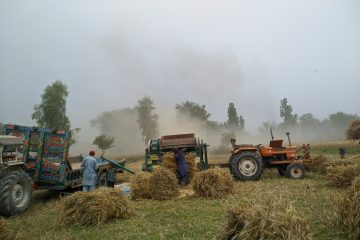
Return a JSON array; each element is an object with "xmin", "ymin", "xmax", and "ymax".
[
  {"xmin": 238, "ymin": 158, "xmax": 257, "ymax": 176},
  {"xmin": 11, "ymin": 182, "xmax": 29, "ymax": 208},
  {"xmin": 290, "ymin": 167, "xmax": 302, "ymax": 178}
]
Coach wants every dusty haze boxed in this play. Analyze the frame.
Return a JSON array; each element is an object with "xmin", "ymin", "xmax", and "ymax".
[{"xmin": 1, "ymin": 1, "xmax": 359, "ymax": 155}]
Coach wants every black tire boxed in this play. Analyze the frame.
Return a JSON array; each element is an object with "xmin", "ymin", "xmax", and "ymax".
[
  {"xmin": 286, "ymin": 163, "xmax": 306, "ymax": 179},
  {"xmin": 230, "ymin": 152, "xmax": 263, "ymax": 180},
  {"xmin": 97, "ymin": 172, "xmax": 108, "ymax": 187},
  {"xmin": 0, "ymin": 170, "xmax": 33, "ymax": 216},
  {"xmin": 277, "ymin": 167, "xmax": 286, "ymax": 176}
]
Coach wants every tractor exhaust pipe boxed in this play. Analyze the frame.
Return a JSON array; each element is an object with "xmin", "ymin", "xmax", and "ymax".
[
  {"xmin": 270, "ymin": 128, "xmax": 274, "ymax": 140},
  {"xmin": 286, "ymin": 132, "xmax": 292, "ymax": 146}
]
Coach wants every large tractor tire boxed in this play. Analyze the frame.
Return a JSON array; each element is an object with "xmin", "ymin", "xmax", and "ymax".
[
  {"xmin": 0, "ymin": 170, "xmax": 33, "ymax": 216},
  {"xmin": 286, "ymin": 163, "xmax": 306, "ymax": 179},
  {"xmin": 230, "ymin": 152, "xmax": 263, "ymax": 180},
  {"xmin": 97, "ymin": 172, "xmax": 108, "ymax": 187}
]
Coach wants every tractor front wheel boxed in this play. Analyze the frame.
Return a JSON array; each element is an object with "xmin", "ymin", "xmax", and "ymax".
[
  {"xmin": 230, "ymin": 152, "xmax": 263, "ymax": 180},
  {"xmin": 97, "ymin": 172, "xmax": 108, "ymax": 187},
  {"xmin": 0, "ymin": 170, "xmax": 33, "ymax": 216},
  {"xmin": 286, "ymin": 163, "xmax": 305, "ymax": 179}
]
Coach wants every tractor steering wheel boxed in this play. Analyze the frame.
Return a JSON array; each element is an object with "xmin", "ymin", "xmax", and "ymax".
[{"xmin": 254, "ymin": 144, "xmax": 262, "ymax": 149}]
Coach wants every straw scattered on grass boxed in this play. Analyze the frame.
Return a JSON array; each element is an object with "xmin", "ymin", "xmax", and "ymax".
[{"xmin": 337, "ymin": 177, "xmax": 360, "ymax": 240}]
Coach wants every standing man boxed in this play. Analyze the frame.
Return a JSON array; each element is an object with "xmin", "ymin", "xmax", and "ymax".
[
  {"xmin": 81, "ymin": 150, "xmax": 98, "ymax": 192},
  {"xmin": 175, "ymin": 148, "xmax": 188, "ymax": 185}
]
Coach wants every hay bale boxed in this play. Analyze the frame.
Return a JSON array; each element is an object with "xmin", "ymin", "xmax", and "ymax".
[
  {"xmin": 192, "ymin": 168, "xmax": 234, "ymax": 198},
  {"xmin": 337, "ymin": 177, "xmax": 360, "ymax": 240},
  {"xmin": 326, "ymin": 164, "xmax": 360, "ymax": 188},
  {"xmin": 0, "ymin": 218, "xmax": 13, "ymax": 240},
  {"xmin": 161, "ymin": 152, "xmax": 198, "ymax": 183},
  {"xmin": 219, "ymin": 199, "xmax": 312, "ymax": 240},
  {"xmin": 59, "ymin": 187, "xmax": 134, "ymax": 226},
  {"xmin": 148, "ymin": 167, "xmax": 180, "ymax": 200},
  {"xmin": 130, "ymin": 172, "xmax": 151, "ymax": 200}
]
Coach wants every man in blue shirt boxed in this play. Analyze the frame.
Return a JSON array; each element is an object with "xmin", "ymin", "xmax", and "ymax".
[
  {"xmin": 81, "ymin": 150, "xmax": 98, "ymax": 192},
  {"xmin": 175, "ymin": 148, "xmax": 188, "ymax": 185}
]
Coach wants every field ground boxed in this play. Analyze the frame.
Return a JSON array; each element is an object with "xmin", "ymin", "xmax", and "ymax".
[{"xmin": 5, "ymin": 142, "xmax": 360, "ymax": 240}]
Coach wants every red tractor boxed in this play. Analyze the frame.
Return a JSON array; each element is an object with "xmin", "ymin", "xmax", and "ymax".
[{"xmin": 228, "ymin": 130, "xmax": 308, "ymax": 180}]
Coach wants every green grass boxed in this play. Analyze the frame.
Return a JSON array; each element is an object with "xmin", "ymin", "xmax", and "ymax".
[{"xmin": 6, "ymin": 146, "xmax": 360, "ymax": 240}]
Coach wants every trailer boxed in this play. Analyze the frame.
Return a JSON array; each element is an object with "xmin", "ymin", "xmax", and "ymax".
[{"xmin": 0, "ymin": 124, "xmax": 134, "ymax": 216}]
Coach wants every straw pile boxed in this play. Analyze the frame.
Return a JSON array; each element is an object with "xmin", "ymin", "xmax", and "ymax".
[
  {"xmin": 148, "ymin": 167, "xmax": 180, "ymax": 200},
  {"xmin": 0, "ymin": 218, "xmax": 13, "ymax": 240},
  {"xmin": 219, "ymin": 199, "xmax": 312, "ymax": 240},
  {"xmin": 326, "ymin": 164, "xmax": 360, "ymax": 188},
  {"xmin": 337, "ymin": 177, "xmax": 360, "ymax": 240},
  {"xmin": 59, "ymin": 187, "xmax": 134, "ymax": 226},
  {"xmin": 304, "ymin": 155, "xmax": 328, "ymax": 173},
  {"xmin": 130, "ymin": 172, "xmax": 151, "ymax": 200},
  {"xmin": 161, "ymin": 152, "xmax": 198, "ymax": 183},
  {"xmin": 192, "ymin": 168, "xmax": 234, "ymax": 198}
]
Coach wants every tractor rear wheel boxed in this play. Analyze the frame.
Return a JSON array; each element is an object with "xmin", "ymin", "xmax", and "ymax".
[
  {"xmin": 0, "ymin": 170, "xmax": 33, "ymax": 216},
  {"xmin": 230, "ymin": 152, "xmax": 263, "ymax": 180},
  {"xmin": 286, "ymin": 163, "xmax": 305, "ymax": 179}
]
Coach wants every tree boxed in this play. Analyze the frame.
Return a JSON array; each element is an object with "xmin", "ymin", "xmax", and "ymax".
[
  {"xmin": 280, "ymin": 98, "xmax": 297, "ymax": 128},
  {"xmin": 220, "ymin": 131, "xmax": 236, "ymax": 146},
  {"xmin": 227, "ymin": 103, "xmax": 240, "ymax": 128},
  {"xmin": 239, "ymin": 115, "xmax": 245, "ymax": 131},
  {"xmin": 328, "ymin": 112, "xmax": 358, "ymax": 129},
  {"xmin": 346, "ymin": 120, "xmax": 360, "ymax": 142},
  {"xmin": 93, "ymin": 135, "xmax": 115, "ymax": 156},
  {"xmin": 258, "ymin": 121, "xmax": 278, "ymax": 137},
  {"xmin": 32, "ymin": 80, "xmax": 71, "ymax": 131},
  {"xmin": 137, "ymin": 96, "xmax": 159, "ymax": 144},
  {"xmin": 175, "ymin": 101, "xmax": 211, "ymax": 122}
]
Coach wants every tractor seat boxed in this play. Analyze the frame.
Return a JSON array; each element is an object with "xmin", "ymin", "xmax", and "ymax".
[{"xmin": 269, "ymin": 140, "xmax": 283, "ymax": 148}]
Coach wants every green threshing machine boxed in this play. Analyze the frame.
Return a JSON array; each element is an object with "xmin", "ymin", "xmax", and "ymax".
[
  {"xmin": 0, "ymin": 124, "xmax": 134, "ymax": 216},
  {"xmin": 142, "ymin": 133, "xmax": 209, "ymax": 172}
]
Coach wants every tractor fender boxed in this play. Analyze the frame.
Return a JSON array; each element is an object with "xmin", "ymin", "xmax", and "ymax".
[
  {"xmin": 0, "ymin": 162, "xmax": 27, "ymax": 174},
  {"xmin": 232, "ymin": 147, "xmax": 258, "ymax": 155}
]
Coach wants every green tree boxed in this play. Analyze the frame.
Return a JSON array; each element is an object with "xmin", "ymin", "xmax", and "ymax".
[
  {"xmin": 175, "ymin": 101, "xmax": 211, "ymax": 122},
  {"xmin": 93, "ymin": 135, "xmax": 115, "ymax": 156},
  {"xmin": 299, "ymin": 113, "xmax": 320, "ymax": 128},
  {"xmin": 239, "ymin": 115, "xmax": 245, "ymax": 131},
  {"xmin": 346, "ymin": 120, "xmax": 360, "ymax": 142},
  {"xmin": 32, "ymin": 80, "xmax": 71, "ymax": 131},
  {"xmin": 137, "ymin": 96, "xmax": 159, "ymax": 144},
  {"xmin": 280, "ymin": 98, "xmax": 298, "ymax": 128},
  {"xmin": 227, "ymin": 103, "xmax": 240, "ymax": 128}
]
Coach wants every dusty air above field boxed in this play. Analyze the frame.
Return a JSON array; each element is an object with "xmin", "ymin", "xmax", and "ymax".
[{"xmin": 0, "ymin": 1, "xmax": 359, "ymax": 155}]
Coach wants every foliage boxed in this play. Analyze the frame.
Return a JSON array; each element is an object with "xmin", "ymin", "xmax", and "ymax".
[
  {"xmin": 258, "ymin": 121, "xmax": 278, "ymax": 137},
  {"xmin": 346, "ymin": 120, "xmax": 360, "ymax": 141},
  {"xmin": 136, "ymin": 96, "xmax": 159, "ymax": 144},
  {"xmin": 227, "ymin": 103, "xmax": 240, "ymax": 128},
  {"xmin": 226, "ymin": 103, "xmax": 245, "ymax": 132},
  {"xmin": 93, "ymin": 135, "xmax": 115, "ymax": 156},
  {"xmin": 32, "ymin": 80, "xmax": 71, "ymax": 131},
  {"xmin": 279, "ymin": 98, "xmax": 297, "ymax": 128},
  {"xmin": 220, "ymin": 131, "xmax": 236, "ymax": 146},
  {"xmin": 176, "ymin": 101, "xmax": 211, "ymax": 122}
]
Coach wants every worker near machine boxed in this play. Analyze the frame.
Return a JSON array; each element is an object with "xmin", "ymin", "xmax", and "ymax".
[
  {"xmin": 81, "ymin": 150, "xmax": 98, "ymax": 192},
  {"xmin": 175, "ymin": 148, "xmax": 188, "ymax": 185},
  {"xmin": 339, "ymin": 147, "xmax": 346, "ymax": 159}
]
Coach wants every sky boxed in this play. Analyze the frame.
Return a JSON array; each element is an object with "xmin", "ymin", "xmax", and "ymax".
[{"xmin": 1, "ymin": 0, "xmax": 359, "ymax": 139}]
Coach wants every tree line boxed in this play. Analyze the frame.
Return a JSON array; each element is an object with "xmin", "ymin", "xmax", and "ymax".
[{"xmin": 3, "ymin": 80, "xmax": 357, "ymax": 152}]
